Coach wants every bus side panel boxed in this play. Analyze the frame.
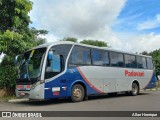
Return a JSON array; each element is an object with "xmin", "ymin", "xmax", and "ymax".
[
  {"xmin": 77, "ymin": 66, "xmax": 156, "ymax": 93},
  {"xmin": 77, "ymin": 66, "xmax": 115, "ymax": 93},
  {"xmin": 44, "ymin": 67, "xmax": 156, "ymax": 100},
  {"xmin": 44, "ymin": 74, "xmax": 68, "ymax": 99},
  {"xmin": 44, "ymin": 67, "xmax": 101, "ymax": 100}
]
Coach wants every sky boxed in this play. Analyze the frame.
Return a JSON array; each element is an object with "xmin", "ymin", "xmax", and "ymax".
[{"xmin": 29, "ymin": 0, "xmax": 160, "ymax": 53}]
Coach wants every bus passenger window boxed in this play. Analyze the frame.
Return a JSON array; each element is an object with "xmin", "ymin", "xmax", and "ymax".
[
  {"xmin": 142, "ymin": 57, "xmax": 147, "ymax": 69},
  {"xmin": 146, "ymin": 58, "xmax": 153, "ymax": 69},
  {"xmin": 137, "ymin": 56, "xmax": 147, "ymax": 69},
  {"xmin": 125, "ymin": 55, "xmax": 136, "ymax": 68},
  {"xmin": 110, "ymin": 52, "xmax": 124, "ymax": 67},
  {"xmin": 91, "ymin": 49, "xmax": 109, "ymax": 66},
  {"xmin": 69, "ymin": 46, "xmax": 91, "ymax": 65}
]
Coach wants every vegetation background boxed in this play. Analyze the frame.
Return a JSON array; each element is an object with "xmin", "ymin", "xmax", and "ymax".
[{"xmin": 0, "ymin": 0, "xmax": 160, "ymax": 96}]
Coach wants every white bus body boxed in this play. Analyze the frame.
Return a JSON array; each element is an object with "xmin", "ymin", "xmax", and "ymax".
[{"xmin": 15, "ymin": 41, "xmax": 157, "ymax": 102}]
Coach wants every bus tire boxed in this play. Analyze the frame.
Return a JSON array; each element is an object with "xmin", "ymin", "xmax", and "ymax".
[
  {"xmin": 71, "ymin": 84, "xmax": 85, "ymax": 102},
  {"xmin": 130, "ymin": 82, "xmax": 139, "ymax": 96}
]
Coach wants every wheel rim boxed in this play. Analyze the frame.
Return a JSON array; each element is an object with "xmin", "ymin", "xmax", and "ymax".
[
  {"xmin": 73, "ymin": 87, "xmax": 82, "ymax": 99},
  {"xmin": 132, "ymin": 84, "xmax": 138, "ymax": 94}
]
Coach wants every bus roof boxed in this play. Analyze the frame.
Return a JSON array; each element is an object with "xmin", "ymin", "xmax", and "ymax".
[{"xmin": 32, "ymin": 41, "xmax": 152, "ymax": 58}]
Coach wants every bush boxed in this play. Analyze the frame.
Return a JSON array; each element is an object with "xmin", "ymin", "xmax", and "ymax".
[
  {"xmin": 0, "ymin": 65, "xmax": 17, "ymax": 89},
  {"xmin": 0, "ymin": 56, "xmax": 17, "ymax": 89}
]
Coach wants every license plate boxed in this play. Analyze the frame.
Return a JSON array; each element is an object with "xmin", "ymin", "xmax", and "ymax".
[{"xmin": 20, "ymin": 92, "xmax": 25, "ymax": 96}]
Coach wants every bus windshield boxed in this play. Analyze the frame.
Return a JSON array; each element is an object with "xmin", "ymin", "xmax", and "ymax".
[{"xmin": 19, "ymin": 48, "xmax": 46, "ymax": 79}]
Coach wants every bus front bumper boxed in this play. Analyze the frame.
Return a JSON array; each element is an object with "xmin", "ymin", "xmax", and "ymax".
[{"xmin": 15, "ymin": 83, "xmax": 45, "ymax": 100}]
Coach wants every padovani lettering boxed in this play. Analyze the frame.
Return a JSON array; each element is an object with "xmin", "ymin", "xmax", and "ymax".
[{"xmin": 125, "ymin": 70, "xmax": 144, "ymax": 76}]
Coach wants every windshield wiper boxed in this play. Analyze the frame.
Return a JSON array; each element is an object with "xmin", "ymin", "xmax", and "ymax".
[
  {"xmin": 25, "ymin": 60, "xmax": 31, "ymax": 81},
  {"xmin": 19, "ymin": 59, "xmax": 31, "ymax": 81}
]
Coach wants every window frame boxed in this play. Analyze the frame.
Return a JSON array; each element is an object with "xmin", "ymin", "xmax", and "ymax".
[
  {"xmin": 68, "ymin": 45, "xmax": 92, "ymax": 66},
  {"xmin": 44, "ymin": 44, "xmax": 72, "ymax": 79},
  {"xmin": 68, "ymin": 45, "xmax": 154, "ymax": 70},
  {"xmin": 136, "ymin": 56, "xmax": 147, "ymax": 69},
  {"xmin": 91, "ymin": 48, "xmax": 110, "ymax": 66},
  {"xmin": 146, "ymin": 57, "xmax": 154, "ymax": 70},
  {"xmin": 124, "ymin": 54, "xmax": 137, "ymax": 68},
  {"xmin": 110, "ymin": 51, "xmax": 125, "ymax": 67}
]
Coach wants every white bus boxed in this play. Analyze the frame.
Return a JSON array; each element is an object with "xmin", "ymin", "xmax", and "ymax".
[{"xmin": 15, "ymin": 41, "xmax": 157, "ymax": 102}]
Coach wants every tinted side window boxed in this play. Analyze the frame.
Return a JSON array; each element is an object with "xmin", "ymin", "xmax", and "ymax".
[
  {"xmin": 52, "ymin": 44, "xmax": 72, "ymax": 62},
  {"xmin": 91, "ymin": 49, "xmax": 109, "ymax": 66},
  {"xmin": 146, "ymin": 58, "xmax": 153, "ymax": 69},
  {"xmin": 69, "ymin": 46, "xmax": 91, "ymax": 65},
  {"xmin": 142, "ymin": 57, "xmax": 147, "ymax": 69},
  {"xmin": 137, "ymin": 56, "xmax": 147, "ymax": 69},
  {"xmin": 110, "ymin": 52, "xmax": 124, "ymax": 67},
  {"xmin": 125, "ymin": 55, "xmax": 137, "ymax": 68},
  {"xmin": 45, "ymin": 45, "xmax": 72, "ymax": 79}
]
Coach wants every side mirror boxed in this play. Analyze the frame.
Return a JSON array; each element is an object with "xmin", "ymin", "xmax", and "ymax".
[
  {"xmin": 46, "ymin": 53, "xmax": 61, "ymax": 72},
  {"xmin": 48, "ymin": 51, "xmax": 53, "ymax": 61},
  {"xmin": 52, "ymin": 54, "xmax": 61, "ymax": 72},
  {"xmin": 14, "ymin": 54, "xmax": 22, "ymax": 65}
]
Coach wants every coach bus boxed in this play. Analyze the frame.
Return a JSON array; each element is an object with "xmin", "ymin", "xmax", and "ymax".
[{"xmin": 15, "ymin": 41, "xmax": 157, "ymax": 102}]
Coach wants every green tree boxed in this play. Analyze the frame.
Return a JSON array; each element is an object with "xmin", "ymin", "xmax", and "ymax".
[
  {"xmin": 80, "ymin": 40, "xmax": 107, "ymax": 47},
  {"xmin": 0, "ymin": 0, "xmax": 32, "ymax": 31},
  {"xmin": 62, "ymin": 37, "xmax": 78, "ymax": 42},
  {"xmin": 0, "ymin": 0, "xmax": 47, "ymax": 90},
  {"xmin": 149, "ymin": 49, "xmax": 160, "ymax": 75},
  {"xmin": 141, "ymin": 51, "xmax": 149, "ymax": 55}
]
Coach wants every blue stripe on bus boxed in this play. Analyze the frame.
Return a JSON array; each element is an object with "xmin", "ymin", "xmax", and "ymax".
[
  {"xmin": 144, "ymin": 70, "xmax": 156, "ymax": 89},
  {"xmin": 44, "ymin": 67, "xmax": 99, "ymax": 99}
]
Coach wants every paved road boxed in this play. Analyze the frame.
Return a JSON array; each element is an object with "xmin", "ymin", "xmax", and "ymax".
[{"xmin": 0, "ymin": 89, "xmax": 160, "ymax": 120}]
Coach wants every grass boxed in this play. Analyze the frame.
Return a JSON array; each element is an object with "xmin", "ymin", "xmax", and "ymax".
[
  {"xmin": 0, "ymin": 95, "xmax": 16, "ymax": 102},
  {"xmin": 0, "ymin": 88, "xmax": 16, "ymax": 102}
]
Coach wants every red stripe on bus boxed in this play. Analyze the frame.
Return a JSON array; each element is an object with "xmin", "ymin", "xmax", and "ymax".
[
  {"xmin": 77, "ymin": 67, "xmax": 104, "ymax": 94},
  {"xmin": 143, "ymin": 69, "xmax": 154, "ymax": 89}
]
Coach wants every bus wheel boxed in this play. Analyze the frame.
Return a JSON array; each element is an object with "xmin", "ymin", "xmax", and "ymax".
[
  {"xmin": 71, "ymin": 84, "xmax": 84, "ymax": 102},
  {"xmin": 130, "ymin": 82, "xmax": 139, "ymax": 96}
]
